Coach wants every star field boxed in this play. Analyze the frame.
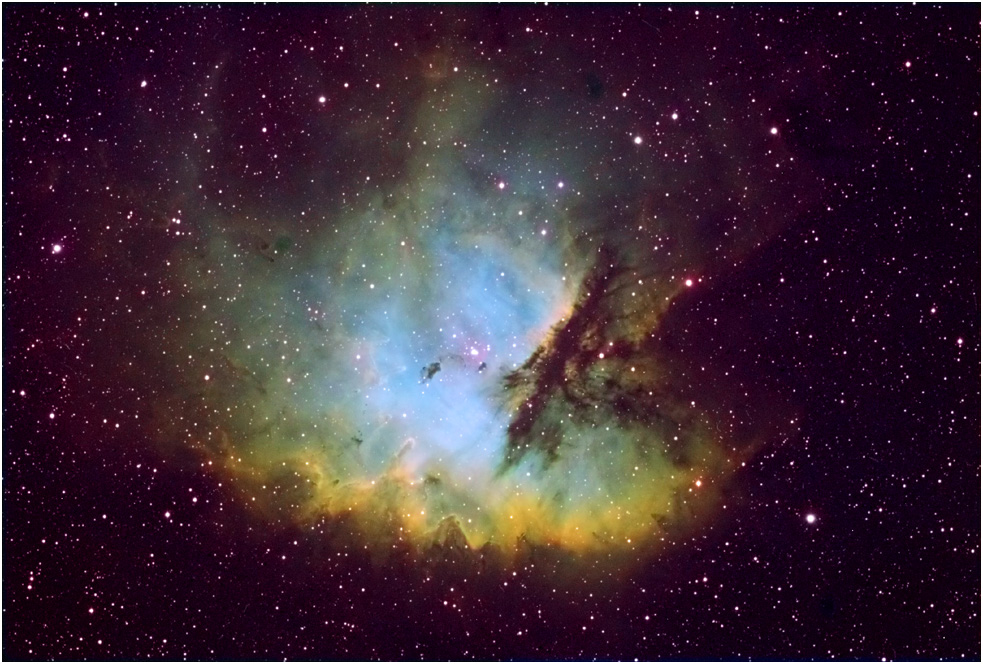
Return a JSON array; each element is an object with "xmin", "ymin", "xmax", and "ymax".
[{"xmin": 3, "ymin": 5, "xmax": 980, "ymax": 660}]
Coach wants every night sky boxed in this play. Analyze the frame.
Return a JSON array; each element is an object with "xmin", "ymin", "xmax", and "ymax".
[{"xmin": 3, "ymin": 4, "xmax": 980, "ymax": 660}]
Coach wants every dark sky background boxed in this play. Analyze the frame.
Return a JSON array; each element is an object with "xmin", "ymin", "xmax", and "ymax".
[{"xmin": 3, "ymin": 5, "xmax": 979, "ymax": 661}]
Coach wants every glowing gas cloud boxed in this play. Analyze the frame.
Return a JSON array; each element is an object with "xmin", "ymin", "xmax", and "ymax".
[{"xmin": 130, "ymin": 43, "xmax": 811, "ymax": 569}]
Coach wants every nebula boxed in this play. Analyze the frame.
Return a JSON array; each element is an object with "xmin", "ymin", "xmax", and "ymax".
[{"xmin": 91, "ymin": 20, "xmax": 816, "ymax": 572}]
